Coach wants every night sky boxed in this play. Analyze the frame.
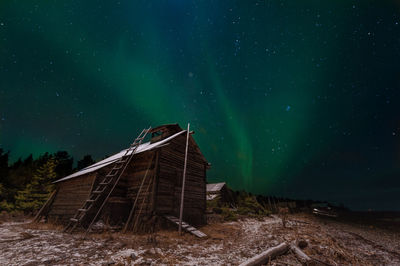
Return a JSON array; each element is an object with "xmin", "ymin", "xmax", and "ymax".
[{"xmin": 1, "ymin": 1, "xmax": 400, "ymax": 211}]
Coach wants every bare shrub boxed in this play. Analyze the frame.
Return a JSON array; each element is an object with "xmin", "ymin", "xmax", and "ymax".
[{"xmin": 279, "ymin": 207, "xmax": 289, "ymax": 228}]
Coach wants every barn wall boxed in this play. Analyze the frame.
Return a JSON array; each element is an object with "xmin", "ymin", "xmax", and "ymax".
[
  {"xmin": 46, "ymin": 151, "xmax": 158, "ymax": 228},
  {"xmin": 45, "ymin": 131, "xmax": 207, "ymax": 230},
  {"xmin": 102, "ymin": 151, "xmax": 157, "ymax": 229},
  {"xmin": 47, "ymin": 173, "xmax": 96, "ymax": 223},
  {"xmin": 156, "ymin": 134, "xmax": 207, "ymax": 225}
]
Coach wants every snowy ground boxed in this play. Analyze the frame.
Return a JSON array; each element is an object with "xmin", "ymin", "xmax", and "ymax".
[{"xmin": 1, "ymin": 214, "xmax": 399, "ymax": 265}]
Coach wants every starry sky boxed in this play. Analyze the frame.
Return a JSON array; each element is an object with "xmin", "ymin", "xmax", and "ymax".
[{"xmin": 1, "ymin": 1, "xmax": 400, "ymax": 211}]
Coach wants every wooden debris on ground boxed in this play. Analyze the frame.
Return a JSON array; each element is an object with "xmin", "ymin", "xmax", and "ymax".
[
  {"xmin": 290, "ymin": 243, "xmax": 312, "ymax": 264},
  {"xmin": 164, "ymin": 215, "xmax": 207, "ymax": 238},
  {"xmin": 238, "ymin": 242, "xmax": 289, "ymax": 266}
]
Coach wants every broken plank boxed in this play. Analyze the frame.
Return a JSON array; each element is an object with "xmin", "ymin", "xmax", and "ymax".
[{"xmin": 164, "ymin": 215, "xmax": 206, "ymax": 238}]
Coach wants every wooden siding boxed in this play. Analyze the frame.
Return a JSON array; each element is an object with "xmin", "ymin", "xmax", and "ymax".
[
  {"xmin": 45, "ymin": 130, "xmax": 207, "ymax": 230},
  {"xmin": 47, "ymin": 172, "xmax": 96, "ymax": 223},
  {"xmin": 103, "ymin": 151, "xmax": 157, "ymax": 228},
  {"xmin": 156, "ymin": 134, "xmax": 207, "ymax": 225}
]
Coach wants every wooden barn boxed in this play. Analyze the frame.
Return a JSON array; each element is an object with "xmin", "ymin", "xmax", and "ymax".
[
  {"xmin": 206, "ymin": 182, "xmax": 235, "ymax": 207},
  {"xmin": 206, "ymin": 182, "xmax": 228, "ymax": 201},
  {"xmin": 39, "ymin": 124, "xmax": 210, "ymax": 233}
]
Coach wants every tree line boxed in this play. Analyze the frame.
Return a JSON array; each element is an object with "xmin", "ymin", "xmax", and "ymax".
[{"xmin": 0, "ymin": 149, "xmax": 95, "ymax": 213}]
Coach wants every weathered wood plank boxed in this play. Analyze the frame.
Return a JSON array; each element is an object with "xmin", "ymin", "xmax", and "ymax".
[
  {"xmin": 238, "ymin": 243, "xmax": 289, "ymax": 266},
  {"xmin": 164, "ymin": 215, "xmax": 206, "ymax": 238}
]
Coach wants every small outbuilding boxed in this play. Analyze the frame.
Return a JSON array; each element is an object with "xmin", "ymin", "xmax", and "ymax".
[
  {"xmin": 206, "ymin": 182, "xmax": 235, "ymax": 206},
  {"xmin": 40, "ymin": 124, "xmax": 210, "ymax": 233}
]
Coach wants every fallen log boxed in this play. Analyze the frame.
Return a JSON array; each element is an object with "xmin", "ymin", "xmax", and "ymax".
[
  {"xmin": 290, "ymin": 243, "xmax": 312, "ymax": 264},
  {"xmin": 239, "ymin": 242, "xmax": 289, "ymax": 266}
]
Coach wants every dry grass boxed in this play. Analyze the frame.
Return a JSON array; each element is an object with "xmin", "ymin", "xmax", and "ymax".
[
  {"xmin": 1, "ymin": 213, "xmax": 399, "ymax": 265},
  {"xmin": 21, "ymin": 221, "xmax": 64, "ymax": 231},
  {"xmin": 201, "ymin": 221, "xmax": 241, "ymax": 240},
  {"xmin": 270, "ymin": 214, "xmax": 385, "ymax": 266},
  {"xmin": 0, "ymin": 211, "xmax": 26, "ymax": 223}
]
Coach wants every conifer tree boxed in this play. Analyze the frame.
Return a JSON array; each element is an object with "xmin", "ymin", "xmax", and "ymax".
[
  {"xmin": 0, "ymin": 149, "xmax": 9, "ymax": 184},
  {"xmin": 0, "ymin": 183, "xmax": 14, "ymax": 212},
  {"xmin": 77, "ymin": 155, "xmax": 95, "ymax": 170},
  {"xmin": 15, "ymin": 158, "xmax": 57, "ymax": 213}
]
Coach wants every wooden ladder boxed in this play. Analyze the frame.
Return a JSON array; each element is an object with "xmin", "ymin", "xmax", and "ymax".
[
  {"xmin": 122, "ymin": 153, "xmax": 156, "ymax": 233},
  {"xmin": 64, "ymin": 127, "xmax": 151, "ymax": 233}
]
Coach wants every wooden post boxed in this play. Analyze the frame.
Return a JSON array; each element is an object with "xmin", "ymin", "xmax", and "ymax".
[
  {"xmin": 179, "ymin": 123, "xmax": 190, "ymax": 235},
  {"xmin": 150, "ymin": 151, "xmax": 160, "ymax": 214},
  {"xmin": 122, "ymin": 153, "xmax": 155, "ymax": 233},
  {"xmin": 33, "ymin": 189, "xmax": 57, "ymax": 223}
]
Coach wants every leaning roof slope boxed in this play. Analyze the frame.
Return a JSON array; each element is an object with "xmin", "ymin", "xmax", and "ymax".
[
  {"xmin": 206, "ymin": 182, "xmax": 226, "ymax": 192},
  {"xmin": 54, "ymin": 130, "xmax": 186, "ymax": 183}
]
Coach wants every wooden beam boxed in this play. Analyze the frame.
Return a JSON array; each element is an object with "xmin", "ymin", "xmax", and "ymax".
[
  {"xmin": 150, "ymin": 150, "xmax": 160, "ymax": 214},
  {"xmin": 123, "ymin": 153, "xmax": 155, "ymax": 233},
  {"xmin": 179, "ymin": 123, "xmax": 190, "ymax": 235},
  {"xmin": 33, "ymin": 189, "xmax": 58, "ymax": 223}
]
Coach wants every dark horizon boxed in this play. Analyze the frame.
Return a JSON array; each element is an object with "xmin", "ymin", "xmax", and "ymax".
[
  {"xmin": 1, "ymin": 145, "xmax": 398, "ymax": 212},
  {"xmin": 1, "ymin": 1, "xmax": 400, "ymax": 211}
]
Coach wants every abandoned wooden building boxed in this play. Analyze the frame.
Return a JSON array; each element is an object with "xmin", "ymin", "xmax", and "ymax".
[
  {"xmin": 206, "ymin": 182, "xmax": 227, "ymax": 201},
  {"xmin": 206, "ymin": 182, "xmax": 235, "ymax": 207},
  {"xmin": 39, "ymin": 124, "xmax": 210, "ymax": 233}
]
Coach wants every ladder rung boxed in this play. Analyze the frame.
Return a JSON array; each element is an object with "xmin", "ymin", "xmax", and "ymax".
[{"xmin": 64, "ymin": 127, "xmax": 151, "ymax": 234}]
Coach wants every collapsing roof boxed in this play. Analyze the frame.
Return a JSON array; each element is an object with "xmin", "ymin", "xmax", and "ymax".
[
  {"xmin": 206, "ymin": 182, "xmax": 227, "ymax": 200},
  {"xmin": 206, "ymin": 182, "xmax": 226, "ymax": 193},
  {"xmin": 55, "ymin": 130, "xmax": 187, "ymax": 183}
]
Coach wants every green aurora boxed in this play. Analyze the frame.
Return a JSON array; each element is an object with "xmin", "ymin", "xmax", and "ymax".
[{"xmin": 1, "ymin": 1, "xmax": 400, "ymax": 210}]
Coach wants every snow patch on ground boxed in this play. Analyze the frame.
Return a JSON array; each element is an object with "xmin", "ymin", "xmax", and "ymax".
[{"xmin": 1, "ymin": 215, "xmax": 399, "ymax": 265}]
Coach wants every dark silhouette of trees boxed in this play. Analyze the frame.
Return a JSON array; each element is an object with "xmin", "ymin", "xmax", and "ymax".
[
  {"xmin": 54, "ymin": 151, "xmax": 73, "ymax": 178},
  {"xmin": 0, "ymin": 150, "xmax": 95, "ymax": 213},
  {"xmin": 0, "ymin": 149, "xmax": 11, "ymax": 210},
  {"xmin": 15, "ymin": 158, "xmax": 57, "ymax": 213},
  {"xmin": 0, "ymin": 149, "xmax": 9, "ymax": 184},
  {"xmin": 76, "ymin": 155, "xmax": 95, "ymax": 170}
]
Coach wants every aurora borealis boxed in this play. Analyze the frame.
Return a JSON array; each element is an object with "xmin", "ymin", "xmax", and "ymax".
[{"xmin": 1, "ymin": 1, "xmax": 400, "ymax": 210}]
